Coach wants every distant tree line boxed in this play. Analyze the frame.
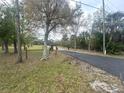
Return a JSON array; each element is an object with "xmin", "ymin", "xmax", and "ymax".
[{"xmin": 58, "ymin": 11, "xmax": 124, "ymax": 55}]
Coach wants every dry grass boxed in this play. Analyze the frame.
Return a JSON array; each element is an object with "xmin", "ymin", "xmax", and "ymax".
[
  {"xmin": 0, "ymin": 45, "xmax": 124, "ymax": 93},
  {"xmin": 0, "ymin": 47, "xmax": 96, "ymax": 93}
]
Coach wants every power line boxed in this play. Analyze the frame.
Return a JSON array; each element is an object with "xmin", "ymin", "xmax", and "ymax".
[
  {"xmin": 71, "ymin": 0, "xmax": 100, "ymax": 9},
  {"xmin": 4, "ymin": 0, "xmax": 11, "ymax": 7},
  {"xmin": 107, "ymin": 0, "xmax": 118, "ymax": 10},
  {"xmin": 106, "ymin": 0, "xmax": 117, "ymax": 11},
  {"xmin": 106, "ymin": 0, "xmax": 118, "ymax": 12},
  {"xmin": 104, "ymin": 0, "xmax": 114, "ymax": 13},
  {"xmin": 1, "ymin": 0, "xmax": 9, "ymax": 7},
  {"xmin": 71, "ymin": 0, "xmax": 111, "ymax": 15},
  {"xmin": 105, "ymin": 0, "xmax": 124, "ymax": 13}
]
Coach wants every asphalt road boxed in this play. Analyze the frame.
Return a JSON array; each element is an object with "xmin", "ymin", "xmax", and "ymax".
[{"xmin": 61, "ymin": 50, "xmax": 124, "ymax": 80}]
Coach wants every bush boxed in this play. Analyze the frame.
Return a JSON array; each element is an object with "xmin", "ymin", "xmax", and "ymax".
[{"xmin": 106, "ymin": 42, "xmax": 124, "ymax": 54}]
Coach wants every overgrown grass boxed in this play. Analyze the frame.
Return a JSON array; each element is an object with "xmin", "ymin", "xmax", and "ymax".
[{"xmin": 0, "ymin": 46, "xmax": 95, "ymax": 93}]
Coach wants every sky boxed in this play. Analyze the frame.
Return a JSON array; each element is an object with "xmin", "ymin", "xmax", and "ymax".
[
  {"xmin": 0, "ymin": 0, "xmax": 124, "ymax": 40},
  {"xmin": 1, "ymin": 0, "xmax": 124, "ymax": 13},
  {"xmin": 69, "ymin": 0, "xmax": 124, "ymax": 13}
]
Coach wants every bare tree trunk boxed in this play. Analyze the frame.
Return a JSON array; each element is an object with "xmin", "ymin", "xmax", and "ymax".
[
  {"xmin": 74, "ymin": 36, "xmax": 77, "ymax": 49},
  {"xmin": 106, "ymin": 33, "xmax": 113, "ymax": 49},
  {"xmin": 42, "ymin": 33, "xmax": 49, "ymax": 60},
  {"xmin": 3, "ymin": 40, "xmax": 9, "ymax": 54},
  {"xmin": 23, "ymin": 42, "xmax": 26, "ymax": 51},
  {"xmin": 16, "ymin": 0, "xmax": 22, "ymax": 63},
  {"xmin": 88, "ymin": 37, "xmax": 91, "ymax": 52},
  {"xmin": 13, "ymin": 39, "xmax": 18, "ymax": 53},
  {"xmin": 1, "ymin": 41, "xmax": 4, "ymax": 51},
  {"xmin": 41, "ymin": 24, "xmax": 49, "ymax": 60}
]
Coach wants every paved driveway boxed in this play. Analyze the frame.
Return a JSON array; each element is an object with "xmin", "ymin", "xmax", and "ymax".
[{"xmin": 61, "ymin": 50, "xmax": 124, "ymax": 80}]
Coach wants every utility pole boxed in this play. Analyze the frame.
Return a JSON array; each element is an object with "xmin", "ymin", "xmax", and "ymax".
[
  {"xmin": 15, "ymin": 0, "xmax": 22, "ymax": 62},
  {"xmin": 102, "ymin": 0, "xmax": 106, "ymax": 55}
]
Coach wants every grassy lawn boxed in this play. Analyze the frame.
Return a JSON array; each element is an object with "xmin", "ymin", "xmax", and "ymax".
[
  {"xmin": 27, "ymin": 45, "xmax": 43, "ymax": 51},
  {"xmin": 0, "ymin": 46, "xmax": 95, "ymax": 93}
]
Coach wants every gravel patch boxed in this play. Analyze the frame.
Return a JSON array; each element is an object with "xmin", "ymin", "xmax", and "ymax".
[{"xmin": 69, "ymin": 58, "xmax": 124, "ymax": 93}]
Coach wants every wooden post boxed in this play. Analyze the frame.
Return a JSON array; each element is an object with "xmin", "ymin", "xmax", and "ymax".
[
  {"xmin": 25, "ymin": 47, "xmax": 28, "ymax": 60},
  {"xmin": 55, "ymin": 46, "xmax": 58, "ymax": 55}
]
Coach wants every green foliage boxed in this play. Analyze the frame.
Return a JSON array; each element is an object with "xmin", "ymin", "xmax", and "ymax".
[
  {"xmin": 74, "ymin": 32, "xmax": 89, "ymax": 49},
  {"xmin": 107, "ymin": 42, "xmax": 124, "ymax": 54},
  {"xmin": 91, "ymin": 11, "xmax": 124, "ymax": 54},
  {"xmin": 0, "ymin": 5, "xmax": 37, "ymax": 52},
  {"xmin": 0, "ymin": 7, "xmax": 16, "ymax": 42},
  {"xmin": 106, "ymin": 42, "xmax": 119, "ymax": 54},
  {"xmin": 92, "ymin": 32, "xmax": 103, "ymax": 51}
]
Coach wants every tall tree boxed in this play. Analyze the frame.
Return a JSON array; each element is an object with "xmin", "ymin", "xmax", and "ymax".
[
  {"xmin": 105, "ymin": 12, "xmax": 124, "ymax": 53},
  {"xmin": 0, "ymin": 6, "xmax": 16, "ymax": 53},
  {"xmin": 68, "ymin": 4, "xmax": 83, "ymax": 49},
  {"xmin": 82, "ymin": 14, "xmax": 93, "ymax": 51},
  {"xmin": 15, "ymin": 0, "xmax": 23, "ymax": 62},
  {"xmin": 24, "ymin": 0, "xmax": 72, "ymax": 59}
]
